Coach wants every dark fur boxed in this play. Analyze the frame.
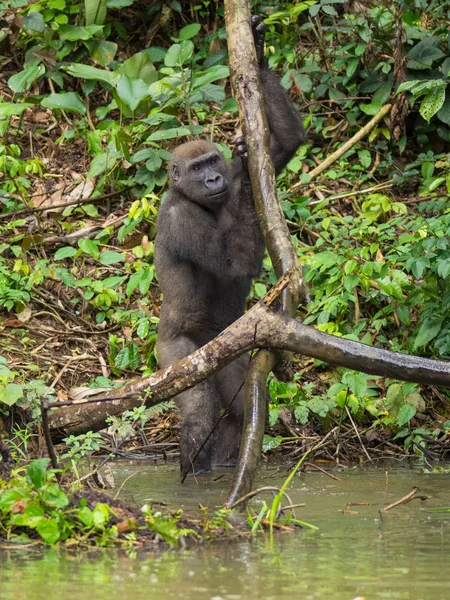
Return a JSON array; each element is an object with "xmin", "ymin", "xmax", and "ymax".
[{"xmin": 155, "ymin": 16, "xmax": 306, "ymax": 476}]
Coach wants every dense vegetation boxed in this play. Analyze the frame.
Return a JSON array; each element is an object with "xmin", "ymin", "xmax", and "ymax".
[{"xmin": 1, "ymin": 0, "xmax": 450, "ymax": 543}]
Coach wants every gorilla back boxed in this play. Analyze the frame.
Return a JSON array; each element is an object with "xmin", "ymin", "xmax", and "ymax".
[{"xmin": 155, "ymin": 16, "xmax": 306, "ymax": 477}]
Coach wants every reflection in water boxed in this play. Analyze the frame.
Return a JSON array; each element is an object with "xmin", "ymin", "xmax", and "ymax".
[{"xmin": 1, "ymin": 463, "xmax": 450, "ymax": 600}]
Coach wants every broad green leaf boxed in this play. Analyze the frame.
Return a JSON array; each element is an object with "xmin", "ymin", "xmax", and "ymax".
[
  {"xmin": 87, "ymin": 151, "xmax": 121, "ymax": 177},
  {"xmin": 192, "ymin": 65, "xmax": 229, "ymax": 90},
  {"xmin": 8, "ymin": 65, "xmax": 45, "ymax": 93},
  {"xmin": 126, "ymin": 270, "xmax": 142, "ymax": 296},
  {"xmin": 262, "ymin": 435, "xmax": 283, "ymax": 452},
  {"xmin": 413, "ymin": 318, "xmax": 442, "ymax": 349},
  {"xmin": 291, "ymin": 72, "xmax": 312, "ymax": 94},
  {"xmin": 407, "ymin": 36, "xmax": 445, "ymax": 70},
  {"xmin": 360, "ymin": 102, "xmax": 382, "ymax": 115},
  {"xmin": 41, "ymin": 92, "xmax": 87, "ymax": 115},
  {"xmin": 93, "ymin": 503, "xmax": 110, "ymax": 526},
  {"xmin": 42, "ymin": 484, "xmax": 69, "ymax": 508},
  {"xmin": 36, "ymin": 518, "xmax": 60, "ymax": 544},
  {"xmin": 85, "ymin": 0, "xmax": 107, "ymax": 25},
  {"xmin": 420, "ymin": 86, "xmax": 446, "ymax": 123},
  {"xmin": 26, "ymin": 458, "xmax": 50, "ymax": 490},
  {"xmin": 117, "ymin": 53, "xmax": 157, "ymax": 85},
  {"xmin": 0, "ymin": 488, "xmax": 29, "ymax": 511},
  {"xmin": 78, "ymin": 505, "xmax": 94, "ymax": 526},
  {"xmin": 0, "ymin": 103, "xmax": 32, "ymax": 117},
  {"xmin": 64, "ymin": 63, "xmax": 115, "ymax": 84},
  {"xmin": 164, "ymin": 40, "xmax": 194, "ymax": 67},
  {"xmin": 78, "ymin": 238, "xmax": 100, "ymax": 259},
  {"xmin": 58, "ymin": 24, "xmax": 103, "ymax": 41},
  {"xmin": 116, "ymin": 74, "xmax": 150, "ymax": 110},
  {"xmin": 23, "ymin": 12, "xmax": 45, "ymax": 31},
  {"xmin": 147, "ymin": 125, "xmax": 203, "ymax": 141},
  {"xmin": 254, "ymin": 282, "xmax": 267, "ymax": 298},
  {"xmin": 99, "ymin": 251, "xmax": 125, "ymax": 265},
  {"xmin": 85, "ymin": 39, "xmax": 117, "ymax": 66},
  {"xmin": 179, "ymin": 23, "xmax": 201, "ymax": 40},
  {"xmin": 137, "ymin": 321, "xmax": 149, "ymax": 340},
  {"xmin": 397, "ymin": 404, "xmax": 416, "ymax": 427},
  {"xmin": 0, "ymin": 383, "xmax": 24, "ymax": 407},
  {"xmin": 145, "ymin": 151, "xmax": 162, "ymax": 172},
  {"xmin": 106, "ymin": 0, "xmax": 134, "ymax": 6}
]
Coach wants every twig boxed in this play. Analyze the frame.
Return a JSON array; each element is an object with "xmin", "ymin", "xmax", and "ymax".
[
  {"xmin": 345, "ymin": 405, "xmax": 375, "ymax": 466},
  {"xmin": 304, "ymin": 462, "xmax": 341, "ymax": 480},
  {"xmin": 307, "ymin": 180, "xmax": 395, "ymax": 205},
  {"xmin": 227, "ymin": 486, "xmax": 293, "ymax": 511},
  {"xmin": 289, "ymin": 103, "xmax": 392, "ymax": 192},
  {"xmin": 380, "ymin": 487, "xmax": 428, "ymax": 519},
  {"xmin": 0, "ymin": 188, "xmax": 135, "ymax": 221}
]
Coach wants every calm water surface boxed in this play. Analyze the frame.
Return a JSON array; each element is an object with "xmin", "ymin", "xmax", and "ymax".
[{"xmin": 1, "ymin": 461, "xmax": 449, "ymax": 600}]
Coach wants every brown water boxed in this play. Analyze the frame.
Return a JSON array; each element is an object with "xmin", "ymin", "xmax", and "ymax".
[{"xmin": 1, "ymin": 461, "xmax": 450, "ymax": 600}]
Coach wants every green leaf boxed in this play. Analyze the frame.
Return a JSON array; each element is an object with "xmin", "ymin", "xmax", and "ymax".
[
  {"xmin": 78, "ymin": 505, "xmax": 93, "ymax": 526},
  {"xmin": 36, "ymin": 518, "xmax": 60, "ymax": 544},
  {"xmin": 419, "ymin": 86, "xmax": 446, "ymax": 123},
  {"xmin": 147, "ymin": 125, "xmax": 203, "ymax": 141},
  {"xmin": 179, "ymin": 23, "xmax": 201, "ymax": 40},
  {"xmin": 0, "ymin": 383, "xmax": 24, "ymax": 407},
  {"xmin": 117, "ymin": 53, "xmax": 157, "ymax": 85},
  {"xmin": 85, "ymin": 39, "xmax": 117, "ymax": 66},
  {"xmin": 413, "ymin": 318, "xmax": 442, "ymax": 349},
  {"xmin": 137, "ymin": 320, "xmax": 149, "ymax": 340},
  {"xmin": 99, "ymin": 251, "xmax": 125, "ymax": 265},
  {"xmin": 106, "ymin": 0, "xmax": 134, "ymax": 5},
  {"xmin": 87, "ymin": 151, "xmax": 121, "ymax": 177},
  {"xmin": 23, "ymin": 12, "xmax": 45, "ymax": 32},
  {"xmin": 8, "ymin": 65, "xmax": 45, "ymax": 93},
  {"xmin": 407, "ymin": 37, "xmax": 445, "ymax": 70},
  {"xmin": 0, "ymin": 102, "xmax": 32, "ymax": 117},
  {"xmin": 262, "ymin": 435, "xmax": 283, "ymax": 452},
  {"xmin": 85, "ymin": 0, "xmax": 107, "ymax": 25},
  {"xmin": 26, "ymin": 458, "xmax": 50, "ymax": 490},
  {"xmin": 254, "ymin": 282, "xmax": 267, "ymax": 298},
  {"xmin": 41, "ymin": 92, "xmax": 87, "ymax": 115},
  {"xmin": 360, "ymin": 102, "xmax": 382, "ymax": 116},
  {"xmin": 397, "ymin": 404, "xmax": 416, "ymax": 427},
  {"xmin": 64, "ymin": 63, "xmax": 115, "ymax": 84},
  {"xmin": 58, "ymin": 24, "xmax": 103, "ymax": 41},
  {"xmin": 358, "ymin": 149, "xmax": 372, "ymax": 168},
  {"xmin": 192, "ymin": 65, "xmax": 229, "ymax": 90},
  {"xmin": 126, "ymin": 270, "xmax": 143, "ymax": 296},
  {"xmin": 139, "ymin": 268, "xmax": 154, "ymax": 294},
  {"xmin": 164, "ymin": 40, "xmax": 194, "ymax": 67},
  {"xmin": 291, "ymin": 72, "xmax": 312, "ymax": 94},
  {"xmin": 78, "ymin": 238, "xmax": 100, "ymax": 259},
  {"xmin": 92, "ymin": 503, "xmax": 110, "ymax": 526},
  {"xmin": 0, "ymin": 488, "xmax": 29, "ymax": 511},
  {"xmin": 42, "ymin": 484, "xmax": 69, "ymax": 508},
  {"xmin": 54, "ymin": 246, "xmax": 78, "ymax": 260},
  {"xmin": 116, "ymin": 74, "xmax": 150, "ymax": 110}
]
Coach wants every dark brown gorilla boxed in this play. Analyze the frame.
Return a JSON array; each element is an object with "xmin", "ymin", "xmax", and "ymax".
[{"xmin": 155, "ymin": 16, "xmax": 306, "ymax": 476}]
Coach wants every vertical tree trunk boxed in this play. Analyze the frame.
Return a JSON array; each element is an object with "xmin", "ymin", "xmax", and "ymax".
[{"xmin": 223, "ymin": 1, "xmax": 305, "ymax": 507}]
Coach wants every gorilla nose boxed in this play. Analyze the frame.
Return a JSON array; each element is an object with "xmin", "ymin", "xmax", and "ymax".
[{"xmin": 205, "ymin": 173, "xmax": 224, "ymax": 193}]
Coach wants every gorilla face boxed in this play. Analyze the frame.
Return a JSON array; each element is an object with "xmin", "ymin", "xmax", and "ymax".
[{"xmin": 170, "ymin": 143, "xmax": 230, "ymax": 208}]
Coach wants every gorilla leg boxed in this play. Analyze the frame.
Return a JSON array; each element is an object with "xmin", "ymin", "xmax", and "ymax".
[
  {"xmin": 157, "ymin": 337, "xmax": 221, "ymax": 475},
  {"xmin": 213, "ymin": 355, "xmax": 250, "ymax": 466}
]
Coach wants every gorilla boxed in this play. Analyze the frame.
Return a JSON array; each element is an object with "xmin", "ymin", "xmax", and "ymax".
[{"xmin": 154, "ymin": 16, "xmax": 306, "ymax": 477}]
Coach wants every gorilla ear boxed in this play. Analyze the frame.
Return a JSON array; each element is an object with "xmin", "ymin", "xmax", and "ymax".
[{"xmin": 172, "ymin": 165, "xmax": 180, "ymax": 181}]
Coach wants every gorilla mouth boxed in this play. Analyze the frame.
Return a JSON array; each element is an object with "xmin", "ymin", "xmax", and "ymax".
[{"xmin": 207, "ymin": 186, "xmax": 228, "ymax": 198}]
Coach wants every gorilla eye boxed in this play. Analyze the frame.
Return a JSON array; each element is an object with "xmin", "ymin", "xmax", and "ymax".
[
  {"xmin": 192, "ymin": 165, "xmax": 200, "ymax": 171},
  {"xmin": 210, "ymin": 157, "xmax": 217, "ymax": 164}
]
